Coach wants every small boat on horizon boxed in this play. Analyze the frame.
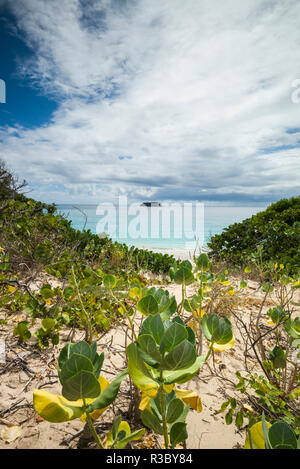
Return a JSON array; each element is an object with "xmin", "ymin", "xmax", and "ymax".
[{"xmin": 140, "ymin": 201, "xmax": 162, "ymax": 207}]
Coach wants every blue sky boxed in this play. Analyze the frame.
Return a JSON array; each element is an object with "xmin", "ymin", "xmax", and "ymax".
[{"xmin": 0, "ymin": 0, "xmax": 300, "ymax": 205}]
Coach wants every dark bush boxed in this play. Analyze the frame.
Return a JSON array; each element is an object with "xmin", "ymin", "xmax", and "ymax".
[{"xmin": 207, "ymin": 196, "xmax": 300, "ymax": 273}]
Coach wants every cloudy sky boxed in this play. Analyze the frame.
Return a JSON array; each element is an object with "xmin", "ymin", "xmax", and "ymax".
[{"xmin": 0, "ymin": 0, "xmax": 300, "ymax": 205}]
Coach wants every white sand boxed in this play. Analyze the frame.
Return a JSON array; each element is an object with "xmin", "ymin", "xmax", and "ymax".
[{"xmin": 136, "ymin": 245, "xmax": 209, "ymax": 261}]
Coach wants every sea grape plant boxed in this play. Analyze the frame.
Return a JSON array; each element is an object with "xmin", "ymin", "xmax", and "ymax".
[
  {"xmin": 33, "ymin": 341, "xmax": 128, "ymax": 449},
  {"xmin": 200, "ymin": 313, "xmax": 235, "ymax": 358},
  {"xmin": 245, "ymin": 413, "xmax": 299, "ymax": 449},
  {"xmin": 136, "ymin": 287, "xmax": 177, "ymax": 321},
  {"xmin": 126, "ymin": 313, "xmax": 205, "ymax": 448},
  {"xmin": 105, "ymin": 415, "xmax": 145, "ymax": 449}
]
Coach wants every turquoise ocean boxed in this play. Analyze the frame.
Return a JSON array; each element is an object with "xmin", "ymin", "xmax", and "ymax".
[{"xmin": 56, "ymin": 204, "xmax": 267, "ymax": 251}]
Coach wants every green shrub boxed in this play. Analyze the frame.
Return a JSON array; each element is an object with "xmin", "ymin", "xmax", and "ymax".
[{"xmin": 208, "ymin": 196, "xmax": 300, "ymax": 273}]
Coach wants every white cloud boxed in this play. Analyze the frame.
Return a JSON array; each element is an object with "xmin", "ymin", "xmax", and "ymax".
[{"xmin": 1, "ymin": 0, "xmax": 300, "ymax": 203}]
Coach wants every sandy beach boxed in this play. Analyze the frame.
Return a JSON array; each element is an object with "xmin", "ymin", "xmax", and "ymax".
[{"xmin": 2, "ymin": 264, "xmax": 296, "ymax": 450}]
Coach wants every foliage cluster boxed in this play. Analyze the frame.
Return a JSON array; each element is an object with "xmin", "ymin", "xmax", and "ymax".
[{"xmin": 208, "ymin": 197, "xmax": 300, "ymax": 274}]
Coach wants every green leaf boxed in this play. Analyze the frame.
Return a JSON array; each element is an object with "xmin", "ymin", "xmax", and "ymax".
[
  {"xmin": 268, "ymin": 421, "xmax": 298, "ymax": 449},
  {"xmin": 63, "ymin": 286, "xmax": 74, "ymax": 299},
  {"xmin": 163, "ymin": 355, "xmax": 205, "ymax": 384},
  {"xmin": 196, "ymin": 253, "xmax": 210, "ymax": 271},
  {"xmin": 40, "ymin": 285, "xmax": 53, "ymax": 299},
  {"xmin": 225, "ymin": 409, "xmax": 233, "ymax": 425},
  {"xmin": 261, "ymin": 412, "xmax": 271, "ymax": 449},
  {"xmin": 267, "ymin": 306, "xmax": 287, "ymax": 324},
  {"xmin": 262, "ymin": 282, "xmax": 273, "ymax": 293},
  {"xmin": 86, "ymin": 369, "xmax": 128, "ymax": 413},
  {"xmin": 170, "ymin": 422, "xmax": 188, "ymax": 445},
  {"xmin": 111, "ymin": 415, "xmax": 122, "ymax": 441},
  {"xmin": 150, "ymin": 314, "xmax": 165, "ymax": 344},
  {"xmin": 159, "ymin": 322, "xmax": 188, "ymax": 353},
  {"xmin": 58, "ymin": 343, "xmax": 75, "ymax": 371},
  {"xmin": 166, "ymin": 398, "xmax": 184, "ymax": 424},
  {"xmin": 92, "ymin": 352, "xmax": 104, "ymax": 379},
  {"xmin": 62, "ymin": 371, "xmax": 100, "ymax": 401},
  {"xmin": 141, "ymin": 409, "xmax": 164, "ymax": 435},
  {"xmin": 284, "ymin": 318, "xmax": 300, "ymax": 339},
  {"xmin": 169, "ymin": 267, "xmax": 175, "ymax": 281},
  {"xmin": 114, "ymin": 428, "xmax": 146, "ymax": 449},
  {"xmin": 201, "ymin": 314, "xmax": 233, "ymax": 345},
  {"xmin": 201, "ymin": 314, "xmax": 219, "ymax": 342},
  {"xmin": 59, "ymin": 353, "xmax": 94, "ymax": 383},
  {"xmin": 137, "ymin": 295, "xmax": 159, "ymax": 316},
  {"xmin": 71, "ymin": 341, "xmax": 94, "ymax": 360},
  {"xmin": 159, "ymin": 296, "xmax": 177, "ymax": 321},
  {"xmin": 235, "ymin": 411, "xmax": 243, "ymax": 428},
  {"xmin": 138, "ymin": 335, "xmax": 162, "ymax": 362},
  {"xmin": 126, "ymin": 343, "xmax": 159, "ymax": 396},
  {"xmin": 269, "ymin": 346, "xmax": 287, "ymax": 369},
  {"xmin": 103, "ymin": 274, "xmax": 117, "ymax": 289},
  {"xmin": 178, "ymin": 260, "xmax": 193, "ymax": 271},
  {"xmin": 174, "ymin": 267, "xmax": 195, "ymax": 285},
  {"xmin": 216, "ymin": 400, "xmax": 229, "ymax": 414},
  {"xmin": 230, "ymin": 398, "xmax": 237, "ymax": 410},
  {"xmin": 13, "ymin": 321, "xmax": 31, "ymax": 342},
  {"xmin": 41, "ymin": 317, "xmax": 56, "ymax": 331},
  {"xmin": 162, "ymin": 340, "xmax": 196, "ymax": 370}
]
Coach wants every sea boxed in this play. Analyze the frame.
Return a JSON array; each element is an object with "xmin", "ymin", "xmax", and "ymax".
[{"xmin": 56, "ymin": 203, "xmax": 267, "ymax": 252}]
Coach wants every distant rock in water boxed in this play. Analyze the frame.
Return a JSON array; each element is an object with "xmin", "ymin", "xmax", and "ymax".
[{"xmin": 140, "ymin": 202, "xmax": 161, "ymax": 207}]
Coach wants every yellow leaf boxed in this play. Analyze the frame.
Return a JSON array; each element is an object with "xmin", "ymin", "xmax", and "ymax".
[
  {"xmin": 80, "ymin": 376, "xmax": 110, "ymax": 421},
  {"xmin": 196, "ymin": 309, "xmax": 206, "ymax": 318},
  {"xmin": 129, "ymin": 287, "xmax": 141, "ymax": 299},
  {"xmin": 8, "ymin": 286, "xmax": 16, "ymax": 293},
  {"xmin": 212, "ymin": 335, "xmax": 235, "ymax": 352},
  {"xmin": 279, "ymin": 264, "xmax": 284, "ymax": 269},
  {"xmin": 1, "ymin": 425, "xmax": 22, "ymax": 443},
  {"xmin": 244, "ymin": 421, "xmax": 271, "ymax": 449},
  {"xmin": 139, "ymin": 393, "xmax": 151, "ymax": 412},
  {"xmin": 0, "ymin": 247, "xmax": 4, "ymax": 252},
  {"xmin": 174, "ymin": 388, "xmax": 202, "ymax": 412},
  {"xmin": 163, "ymin": 383, "xmax": 175, "ymax": 394},
  {"xmin": 221, "ymin": 281, "xmax": 230, "ymax": 286},
  {"xmin": 139, "ymin": 387, "xmax": 202, "ymax": 413},
  {"xmin": 106, "ymin": 420, "xmax": 131, "ymax": 447},
  {"xmin": 267, "ymin": 320, "xmax": 275, "ymax": 325},
  {"xmin": 138, "ymin": 382, "xmax": 168, "ymax": 412},
  {"xmin": 33, "ymin": 389, "xmax": 84, "ymax": 423}
]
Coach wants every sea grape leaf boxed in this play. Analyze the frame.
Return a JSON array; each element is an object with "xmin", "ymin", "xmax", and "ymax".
[
  {"xmin": 33, "ymin": 389, "xmax": 84, "ymax": 423},
  {"xmin": 162, "ymin": 340, "xmax": 197, "ymax": 371},
  {"xmin": 126, "ymin": 343, "xmax": 159, "ymax": 397},
  {"xmin": 62, "ymin": 370, "xmax": 100, "ymax": 401},
  {"xmin": 159, "ymin": 322, "xmax": 188, "ymax": 354}
]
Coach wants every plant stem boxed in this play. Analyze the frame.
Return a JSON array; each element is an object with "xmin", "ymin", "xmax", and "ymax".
[
  {"xmin": 180, "ymin": 283, "xmax": 185, "ymax": 315},
  {"xmin": 83, "ymin": 398, "xmax": 105, "ymax": 449},
  {"xmin": 204, "ymin": 342, "xmax": 213, "ymax": 361},
  {"xmin": 71, "ymin": 266, "xmax": 93, "ymax": 344},
  {"xmin": 159, "ymin": 373, "xmax": 169, "ymax": 449}
]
